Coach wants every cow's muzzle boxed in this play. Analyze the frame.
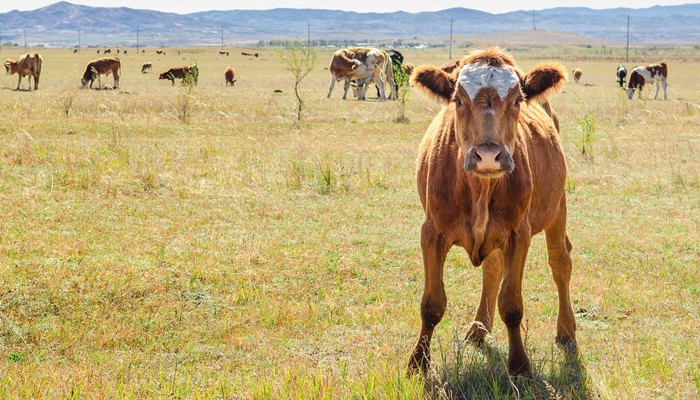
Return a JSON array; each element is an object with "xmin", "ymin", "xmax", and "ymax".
[{"xmin": 465, "ymin": 143, "xmax": 514, "ymax": 176}]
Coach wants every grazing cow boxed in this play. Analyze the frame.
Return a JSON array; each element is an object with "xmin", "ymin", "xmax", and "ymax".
[
  {"xmin": 81, "ymin": 57, "xmax": 121, "ymax": 89},
  {"xmin": 627, "ymin": 63, "xmax": 667, "ymax": 100},
  {"xmin": 4, "ymin": 53, "xmax": 43, "ymax": 90},
  {"xmin": 387, "ymin": 49, "xmax": 405, "ymax": 98},
  {"xmin": 327, "ymin": 47, "xmax": 371, "ymax": 100},
  {"xmin": 73, "ymin": 49, "xmax": 78, "ymax": 54},
  {"xmin": 224, "ymin": 66, "xmax": 237, "ymax": 86},
  {"xmin": 616, "ymin": 65, "xmax": 627, "ymax": 87},
  {"xmin": 116, "ymin": 49, "xmax": 120, "ymax": 54},
  {"xmin": 159, "ymin": 66, "xmax": 197, "ymax": 85},
  {"xmin": 103, "ymin": 49, "xmax": 111, "ymax": 54},
  {"xmin": 241, "ymin": 52, "xmax": 252, "ymax": 56},
  {"xmin": 219, "ymin": 51, "xmax": 230, "ymax": 56},
  {"xmin": 254, "ymin": 52, "xmax": 259, "ymax": 58},
  {"xmin": 406, "ymin": 48, "xmax": 576, "ymax": 377},
  {"xmin": 141, "ymin": 62, "xmax": 152, "ymax": 73},
  {"xmin": 572, "ymin": 68, "xmax": 583, "ymax": 83},
  {"xmin": 96, "ymin": 50, "xmax": 101, "ymax": 54},
  {"xmin": 123, "ymin": 50, "xmax": 127, "ymax": 55},
  {"xmin": 156, "ymin": 50, "xmax": 166, "ymax": 55}
]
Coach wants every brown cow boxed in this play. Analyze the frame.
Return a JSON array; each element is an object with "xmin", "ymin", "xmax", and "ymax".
[
  {"xmin": 81, "ymin": 57, "xmax": 121, "ymax": 89},
  {"xmin": 219, "ymin": 51, "xmax": 230, "ymax": 56},
  {"xmin": 224, "ymin": 66, "xmax": 237, "ymax": 86},
  {"xmin": 407, "ymin": 48, "xmax": 576, "ymax": 377},
  {"xmin": 5, "ymin": 53, "xmax": 42, "ymax": 90},
  {"xmin": 159, "ymin": 66, "xmax": 197, "ymax": 85},
  {"xmin": 103, "ymin": 49, "xmax": 111, "ymax": 54},
  {"xmin": 572, "ymin": 68, "xmax": 583, "ymax": 83},
  {"xmin": 327, "ymin": 47, "xmax": 370, "ymax": 100},
  {"xmin": 141, "ymin": 62, "xmax": 152, "ymax": 73},
  {"xmin": 627, "ymin": 63, "xmax": 668, "ymax": 100}
]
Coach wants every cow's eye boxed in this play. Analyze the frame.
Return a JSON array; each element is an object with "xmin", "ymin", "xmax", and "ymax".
[
  {"xmin": 454, "ymin": 98, "xmax": 462, "ymax": 107},
  {"xmin": 513, "ymin": 98, "xmax": 522, "ymax": 108}
]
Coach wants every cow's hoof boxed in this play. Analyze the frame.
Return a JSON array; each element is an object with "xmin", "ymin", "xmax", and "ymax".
[
  {"xmin": 555, "ymin": 334, "xmax": 578, "ymax": 354},
  {"xmin": 465, "ymin": 321, "xmax": 488, "ymax": 345},
  {"xmin": 406, "ymin": 348, "xmax": 429, "ymax": 377}
]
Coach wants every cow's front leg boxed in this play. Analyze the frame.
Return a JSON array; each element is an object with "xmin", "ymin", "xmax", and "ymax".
[
  {"xmin": 499, "ymin": 223, "xmax": 532, "ymax": 376},
  {"xmin": 327, "ymin": 76, "xmax": 336, "ymax": 99},
  {"xmin": 466, "ymin": 250, "xmax": 503, "ymax": 344},
  {"xmin": 407, "ymin": 221, "xmax": 449, "ymax": 376}
]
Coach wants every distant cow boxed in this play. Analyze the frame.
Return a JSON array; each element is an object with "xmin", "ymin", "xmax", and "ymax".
[
  {"xmin": 616, "ymin": 65, "xmax": 627, "ymax": 87},
  {"xmin": 407, "ymin": 48, "xmax": 576, "ymax": 378},
  {"xmin": 141, "ymin": 62, "xmax": 152, "ymax": 73},
  {"xmin": 219, "ymin": 51, "xmax": 230, "ymax": 56},
  {"xmin": 159, "ymin": 66, "xmax": 197, "ymax": 85},
  {"xmin": 5, "ymin": 53, "xmax": 43, "ymax": 90},
  {"xmin": 254, "ymin": 52, "xmax": 259, "ymax": 58},
  {"xmin": 103, "ymin": 49, "xmax": 111, "ymax": 54},
  {"xmin": 73, "ymin": 49, "xmax": 78, "ymax": 54},
  {"xmin": 123, "ymin": 50, "xmax": 127, "ymax": 55},
  {"xmin": 572, "ymin": 68, "xmax": 582, "ymax": 83},
  {"xmin": 156, "ymin": 50, "xmax": 166, "ymax": 55},
  {"xmin": 241, "ymin": 52, "xmax": 253, "ymax": 56},
  {"xmin": 627, "ymin": 63, "xmax": 668, "ymax": 100},
  {"xmin": 224, "ymin": 66, "xmax": 237, "ymax": 86},
  {"xmin": 81, "ymin": 57, "xmax": 121, "ymax": 89},
  {"xmin": 116, "ymin": 49, "xmax": 120, "ymax": 54},
  {"xmin": 327, "ymin": 47, "xmax": 370, "ymax": 100},
  {"xmin": 96, "ymin": 50, "xmax": 101, "ymax": 54}
]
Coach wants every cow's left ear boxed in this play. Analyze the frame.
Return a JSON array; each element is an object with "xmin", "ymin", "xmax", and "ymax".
[
  {"xmin": 521, "ymin": 62, "xmax": 567, "ymax": 103},
  {"xmin": 410, "ymin": 65, "xmax": 456, "ymax": 103}
]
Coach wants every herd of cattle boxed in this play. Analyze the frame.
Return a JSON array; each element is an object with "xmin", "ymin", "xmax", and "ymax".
[{"xmin": 4, "ymin": 49, "xmax": 669, "ymax": 101}]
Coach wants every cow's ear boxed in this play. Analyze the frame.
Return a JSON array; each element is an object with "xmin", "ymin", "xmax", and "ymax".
[
  {"xmin": 410, "ymin": 65, "xmax": 455, "ymax": 103},
  {"xmin": 521, "ymin": 62, "xmax": 566, "ymax": 103}
]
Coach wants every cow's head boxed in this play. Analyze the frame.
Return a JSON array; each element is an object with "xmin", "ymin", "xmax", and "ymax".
[
  {"xmin": 626, "ymin": 70, "xmax": 643, "ymax": 99},
  {"xmin": 411, "ymin": 48, "xmax": 566, "ymax": 178},
  {"xmin": 81, "ymin": 67, "xmax": 98, "ymax": 87}
]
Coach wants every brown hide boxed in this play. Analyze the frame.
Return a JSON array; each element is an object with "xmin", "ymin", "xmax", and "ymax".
[
  {"xmin": 628, "ymin": 70, "xmax": 645, "ymax": 90},
  {"xmin": 224, "ymin": 66, "xmax": 237, "ymax": 86},
  {"xmin": 4, "ymin": 53, "xmax": 43, "ymax": 90},
  {"xmin": 81, "ymin": 57, "xmax": 121, "ymax": 89},
  {"xmin": 407, "ymin": 48, "xmax": 576, "ymax": 377},
  {"xmin": 141, "ymin": 62, "xmax": 152, "ymax": 73}
]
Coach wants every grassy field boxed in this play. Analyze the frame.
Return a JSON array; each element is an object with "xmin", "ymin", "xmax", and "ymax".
[{"xmin": 0, "ymin": 45, "xmax": 698, "ymax": 399}]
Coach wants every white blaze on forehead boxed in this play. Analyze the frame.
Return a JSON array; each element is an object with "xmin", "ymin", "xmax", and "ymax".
[{"xmin": 457, "ymin": 62, "xmax": 520, "ymax": 101}]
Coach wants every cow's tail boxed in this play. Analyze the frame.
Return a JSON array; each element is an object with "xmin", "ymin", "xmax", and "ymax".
[{"xmin": 33, "ymin": 53, "xmax": 43, "ymax": 74}]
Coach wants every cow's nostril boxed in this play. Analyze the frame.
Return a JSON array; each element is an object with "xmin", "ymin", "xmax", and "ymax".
[
  {"xmin": 494, "ymin": 152, "xmax": 501, "ymax": 162},
  {"xmin": 475, "ymin": 153, "xmax": 482, "ymax": 162}
]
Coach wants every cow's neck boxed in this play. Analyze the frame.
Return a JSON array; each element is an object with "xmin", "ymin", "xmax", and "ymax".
[{"xmin": 470, "ymin": 177, "xmax": 496, "ymax": 265}]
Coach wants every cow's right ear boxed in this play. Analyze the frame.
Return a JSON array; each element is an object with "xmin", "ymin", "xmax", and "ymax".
[{"xmin": 410, "ymin": 66, "xmax": 455, "ymax": 103}]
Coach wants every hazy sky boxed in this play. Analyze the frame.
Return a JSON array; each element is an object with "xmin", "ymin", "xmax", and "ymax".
[{"xmin": 0, "ymin": 0, "xmax": 693, "ymax": 14}]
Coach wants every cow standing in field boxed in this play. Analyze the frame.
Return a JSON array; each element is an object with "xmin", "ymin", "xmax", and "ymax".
[
  {"xmin": 81, "ymin": 57, "xmax": 121, "ymax": 89},
  {"xmin": 572, "ymin": 68, "xmax": 583, "ymax": 83},
  {"xmin": 627, "ymin": 63, "xmax": 668, "ymax": 100},
  {"xmin": 219, "ymin": 51, "xmax": 230, "ymax": 56},
  {"xmin": 103, "ymin": 49, "xmax": 111, "ymax": 54},
  {"xmin": 354, "ymin": 48, "xmax": 393, "ymax": 101},
  {"xmin": 327, "ymin": 47, "xmax": 370, "ymax": 100},
  {"xmin": 407, "ymin": 48, "xmax": 577, "ymax": 377},
  {"xmin": 224, "ymin": 66, "xmax": 237, "ymax": 86},
  {"xmin": 159, "ymin": 66, "xmax": 197, "ymax": 85},
  {"xmin": 141, "ymin": 62, "xmax": 152, "ymax": 73},
  {"xmin": 5, "ymin": 53, "xmax": 43, "ymax": 90},
  {"xmin": 616, "ymin": 65, "xmax": 627, "ymax": 87}
]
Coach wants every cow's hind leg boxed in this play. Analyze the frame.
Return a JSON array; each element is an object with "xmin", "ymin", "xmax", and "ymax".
[
  {"xmin": 407, "ymin": 221, "xmax": 449, "ymax": 376},
  {"xmin": 662, "ymin": 80, "xmax": 667, "ymax": 100},
  {"xmin": 654, "ymin": 82, "xmax": 660, "ymax": 100},
  {"xmin": 34, "ymin": 74, "xmax": 40, "ymax": 90},
  {"xmin": 465, "ymin": 250, "xmax": 503, "ymax": 344},
  {"xmin": 545, "ymin": 196, "xmax": 577, "ymax": 352},
  {"xmin": 16, "ymin": 75, "xmax": 22, "ymax": 90},
  {"xmin": 327, "ymin": 76, "xmax": 336, "ymax": 99}
]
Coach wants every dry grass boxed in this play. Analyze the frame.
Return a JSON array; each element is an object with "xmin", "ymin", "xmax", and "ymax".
[{"xmin": 0, "ymin": 45, "xmax": 698, "ymax": 399}]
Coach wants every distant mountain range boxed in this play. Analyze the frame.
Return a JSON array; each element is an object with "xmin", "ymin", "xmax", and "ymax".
[{"xmin": 0, "ymin": 2, "xmax": 698, "ymax": 47}]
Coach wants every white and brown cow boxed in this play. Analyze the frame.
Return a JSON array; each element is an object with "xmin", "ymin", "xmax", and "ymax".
[
  {"xmin": 407, "ymin": 48, "xmax": 577, "ymax": 377},
  {"xmin": 141, "ymin": 62, "xmax": 152, "ymax": 73},
  {"xmin": 81, "ymin": 57, "xmax": 121, "ymax": 89},
  {"xmin": 327, "ymin": 47, "xmax": 370, "ymax": 100},
  {"xmin": 350, "ymin": 48, "xmax": 392, "ymax": 101},
  {"xmin": 616, "ymin": 65, "xmax": 627, "ymax": 87},
  {"xmin": 4, "ymin": 53, "xmax": 43, "ymax": 90},
  {"xmin": 627, "ymin": 63, "xmax": 667, "ymax": 100}
]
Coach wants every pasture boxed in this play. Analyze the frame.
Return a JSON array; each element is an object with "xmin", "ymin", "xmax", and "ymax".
[{"xmin": 1, "ymin": 45, "xmax": 698, "ymax": 399}]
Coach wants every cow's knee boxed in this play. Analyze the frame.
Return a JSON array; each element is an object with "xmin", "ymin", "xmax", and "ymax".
[{"xmin": 421, "ymin": 296, "xmax": 446, "ymax": 330}]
